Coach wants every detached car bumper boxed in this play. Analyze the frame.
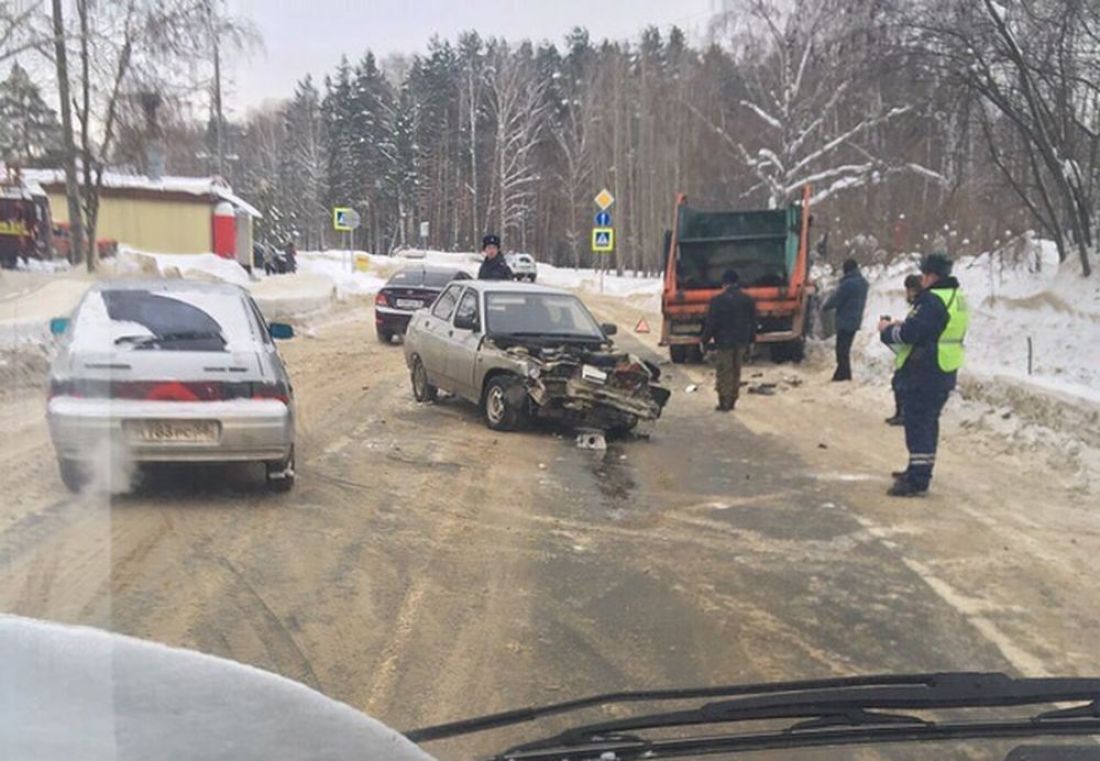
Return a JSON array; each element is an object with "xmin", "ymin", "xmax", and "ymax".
[{"xmin": 47, "ymin": 397, "xmax": 294, "ymax": 463}]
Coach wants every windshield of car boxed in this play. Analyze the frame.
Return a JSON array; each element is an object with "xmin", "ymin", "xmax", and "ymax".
[
  {"xmin": 70, "ymin": 289, "xmax": 254, "ymax": 352},
  {"xmin": 485, "ymin": 292, "xmax": 603, "ymax": 338},
  {"xmin": 388, "ymin": 268, "xmax": 465, "ymax": 288}
]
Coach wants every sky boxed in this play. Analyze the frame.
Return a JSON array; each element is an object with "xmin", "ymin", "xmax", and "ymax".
[{"xmin": 224, "ymin": 0, "xmax": 718, "ymax": 115}]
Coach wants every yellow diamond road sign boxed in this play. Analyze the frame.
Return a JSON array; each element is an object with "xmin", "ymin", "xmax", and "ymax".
[
  {"xmin": 594, "ymin": 189, "xmax": 615, "ymax": 210},
  {"xmin": 592, "ymin": 227, "xmax": 614, "ymax": 252}
]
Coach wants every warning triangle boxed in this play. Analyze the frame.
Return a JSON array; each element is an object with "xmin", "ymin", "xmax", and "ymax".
[{"xmin": 634, "ymin": 318, "xmax": 651, "ymax": 333}]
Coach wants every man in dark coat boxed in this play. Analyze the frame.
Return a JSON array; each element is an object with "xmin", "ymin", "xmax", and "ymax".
[
  {"xmin": 701, "ymin": 270, "xmax": 756, "ymax": 412},
  {"xmin": 879, "ymin": 253, "xmax": 970, "ymax": 497},
  {"xmin": 477, "ymin": 234, "xmax": 513, "ymax": 280},
  {"xmin": 822, "ymin": 258, "xmax": 869, "ymax": 381}
]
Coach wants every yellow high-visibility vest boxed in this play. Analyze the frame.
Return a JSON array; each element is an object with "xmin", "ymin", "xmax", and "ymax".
[{"xmin": 894, "ymin": 288, "xmax": 969, "ymax": 372}]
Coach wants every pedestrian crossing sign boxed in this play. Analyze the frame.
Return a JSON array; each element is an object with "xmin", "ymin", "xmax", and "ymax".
[{"xmin": 592, "ymin": 227, "xmax": 614, "ymax": 253}]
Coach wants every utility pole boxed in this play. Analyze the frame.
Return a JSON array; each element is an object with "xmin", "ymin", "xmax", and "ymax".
[
  {"xmin": 207, "ymin": 0, "xmax": 224, "ymax": 177},
  {"xmin": 50, "ymin": 0, "xmax": 85, "ymax": 266}
]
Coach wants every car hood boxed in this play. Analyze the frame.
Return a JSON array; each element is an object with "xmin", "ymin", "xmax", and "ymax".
[{"xmin": 0, "ymin": 615, "xmax": 436, "ymax": 761}]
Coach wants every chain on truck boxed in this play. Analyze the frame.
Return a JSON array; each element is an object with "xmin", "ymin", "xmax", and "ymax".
[{"xmin": 660, "ymin": 184, "xmax": 816, "ymax": 364}]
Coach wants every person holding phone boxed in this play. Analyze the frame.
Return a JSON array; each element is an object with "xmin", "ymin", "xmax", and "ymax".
[
  {"xmin": 878, "ymin": 254, "xmax": 970, "ymax": 497},
  {"xmin": 885, "ymin": 274, "xmax": 925, "ymax": 426}
]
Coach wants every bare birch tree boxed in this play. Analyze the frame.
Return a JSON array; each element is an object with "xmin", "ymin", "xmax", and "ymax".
[{"xmin": 486, "ymin": 42, "xmax": 547, "ymax": 242}]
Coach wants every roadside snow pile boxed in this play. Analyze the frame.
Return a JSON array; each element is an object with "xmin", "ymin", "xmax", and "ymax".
[
  {"xmin": 295, "ymin": 250, "xmax": 390, "ymax": 296},
  {"xmin": 297, "ymin": 249, "xmax": 662, "ymax": 304},
  {"xmin": 106, "ymin": 247, "xmax": 252, "ymax": 287},
  {"xmin": 841, "ymin": 236, "xmax": 1100, "ymax": 486},
  {"xmin": 16, "ymin": 258, "xmax": 72, "ymax": 274},
  {"xmin": 854, "ymin": 237, "xmax": 1099, "ymax": 399},
  {"xmin": 537, "ymin": 262, "xmax": 661, "ymax": 304}
]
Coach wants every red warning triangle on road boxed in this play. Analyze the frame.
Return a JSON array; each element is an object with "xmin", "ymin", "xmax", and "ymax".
[{"xmin": 634, "ymin": 318, "xmax": 651, "ymax": 334}]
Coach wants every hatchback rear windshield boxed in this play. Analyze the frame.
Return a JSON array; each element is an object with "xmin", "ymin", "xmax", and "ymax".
[
  {"xmin": 70, "ymin": 289, "xmax": 257, "ymax": 352},
  {"xmin": 388, "ymin": 268, "xmax": 467, "ymax": 288}
]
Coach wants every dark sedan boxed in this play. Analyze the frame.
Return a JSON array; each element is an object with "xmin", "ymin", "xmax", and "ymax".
[{"xmin": 374, "ymin": 265, "xmax": 471, "ymax": 343}]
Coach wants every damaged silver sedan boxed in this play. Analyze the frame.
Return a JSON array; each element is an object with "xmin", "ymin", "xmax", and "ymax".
[{"xmin": 402, "ymin": 281, "xmax": 671, "ymax": 433}]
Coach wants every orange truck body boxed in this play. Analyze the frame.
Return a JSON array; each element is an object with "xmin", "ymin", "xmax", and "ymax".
[{"xmin": 660, "ymin": 186, "xmax": 815, "ymax": 362}]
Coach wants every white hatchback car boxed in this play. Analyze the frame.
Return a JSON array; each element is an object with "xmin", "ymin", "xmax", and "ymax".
[
  {"xmin": 46, "ymin": 280, "xmax": 297, "ymax": 492},
  {"xmin": 505, "ymin": 253, "xmax": 537, "ymax": 282}
]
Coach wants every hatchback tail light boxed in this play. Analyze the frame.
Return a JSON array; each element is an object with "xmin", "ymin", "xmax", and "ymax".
[
  {"xmin": 251, "ymin": 380, "xmax": 291, "ymax": 404},
  {"xmin": 48, "ymin": 379, "xmax": 289, "ymax": 404},
  {"xmin": 375, "ymin": 291, "xmax": 390, "ymax": 307}
]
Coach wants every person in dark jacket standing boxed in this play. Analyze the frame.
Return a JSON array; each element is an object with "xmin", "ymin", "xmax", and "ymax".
[
  {"xmin": 879, "ymin": 253, "xmax": 970, "ymax": 497},
  {"xmin": 822, "ymin": 258, "xmax": 869, "ymax": 381},
  {"xmin": 885, "ymin": 274, "xmax": 924, "ymax": 426},
  {"xmin": 701, "ymin": 270, "xmax": 756, "ymax": 412},
  {"xmin": 477, "ymin": 234, "xmax": 513, "ymax": 280}
]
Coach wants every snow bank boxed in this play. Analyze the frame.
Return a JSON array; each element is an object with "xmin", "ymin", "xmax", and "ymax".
[
  {"xmin": 295, "ymin": 249, "xmax": 663, "ymax": 306},
  {"xmin": 537, "ymin": 263, "xmax": 662, "ymax": 306},
  {"xmin": 295, "ymin": 250, "xmax": 391, "ymax": 296},
  {"xmin": 849, "ymin": 237, "xmax": 1099, "ymax": 402},
  {"xmin": 250, "ymin": 273, "xmax": 337, "ymax": 320},
  {"xmin": 106, "ymin": 247, "xmax": 253, "ymax": 287}
]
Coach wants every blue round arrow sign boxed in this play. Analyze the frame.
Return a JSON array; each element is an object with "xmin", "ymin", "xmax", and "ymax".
[{"xmin": 595, "ymin": 211, "xmax": 611, "ymax": 226}]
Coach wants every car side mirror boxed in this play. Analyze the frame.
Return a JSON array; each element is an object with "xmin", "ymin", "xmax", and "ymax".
[
  {"xmin": 49, "ymin": 317, "xmax": 70, "ymax": 336},
  {"xmin": 454, "ymin": 313, "xmax": 480, "ymax": 332},
  {"xmin": 269, "ymin": 322, "xmax": 294, "ymax": 340},
  {"xmin": 601, "ymin": 322, "xmax": 618, "ymax": 336}
]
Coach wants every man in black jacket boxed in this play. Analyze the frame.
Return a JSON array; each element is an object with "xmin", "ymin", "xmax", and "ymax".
[
  {"xmin": 822, "ymin": 258, "xmax": 869, "ymax": 381},
  {"xmin": 701, "ymin": 270, "xmax": 757, "ymax": 412},
  {"xmin": 477, "ymin": 234, "xmax": 513, "ymax": 280}
]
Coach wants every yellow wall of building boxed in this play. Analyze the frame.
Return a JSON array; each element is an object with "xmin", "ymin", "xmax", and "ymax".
[{"xmin": 47, "ymin": 192, "xmax": 212, "ymax": 254}]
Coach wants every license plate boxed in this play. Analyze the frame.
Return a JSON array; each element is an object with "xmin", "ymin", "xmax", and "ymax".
[
  {"xmin": 395, "ymin": 299, "xmax": 423, "ymax": 309},
  {"xmin": 581, "ymin": 364, "xmax": 608, "ymax": 385},
  {"xmin": 129, "ymin": 420, "xmax": 219, "ymax": 443}
]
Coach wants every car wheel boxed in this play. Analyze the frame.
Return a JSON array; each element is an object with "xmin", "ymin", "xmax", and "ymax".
[
  {"xmin": 411, "ymin": 356, "xmax": 438, "ymax": 403},
  {"xmin": 266, "ymin": 448, "xmax": 295, "ymax": 493},
  {"xmin": 686, "ymin": 344, "xmax": 705, "ymax": 364},
  {"xmin": 669, "ymin": 345, "xmax": 687, "ymax": 364},
  {"xmin": 377, "ymin": 328, "xmax": 394, "ymax": 344},
  {"xmin": 483, "ymin": 375, "xmax": 526, "ymax": 431},
  {"xmin": 58, "ymin": 459, "xmax": 87, "ymax": 493}
]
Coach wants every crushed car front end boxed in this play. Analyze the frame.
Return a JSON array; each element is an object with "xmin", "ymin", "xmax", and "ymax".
[{"xmin": 484, "ymin": 338, "xmax": 671, "ymax": 431}]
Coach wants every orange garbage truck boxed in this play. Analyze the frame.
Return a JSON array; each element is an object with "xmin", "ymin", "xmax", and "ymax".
[{"xmin": 660, "ymin": 185, "xmax": 815, "ymax": 363}]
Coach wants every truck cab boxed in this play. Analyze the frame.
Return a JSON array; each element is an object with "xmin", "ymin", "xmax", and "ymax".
[{"xmin": 660, "ymin": 186, "xmax": 815, "ymax": 363}]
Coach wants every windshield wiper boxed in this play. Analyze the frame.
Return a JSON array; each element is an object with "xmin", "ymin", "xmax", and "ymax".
[
  {"xmin": 403, "ymin": 672, "xmax": 1100, "ymax": 761},
  {"xmin": 115, "ymin": 331, "xmax": 225, "ymax": 348}
]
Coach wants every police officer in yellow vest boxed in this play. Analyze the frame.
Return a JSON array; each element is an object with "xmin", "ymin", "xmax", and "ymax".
[{"xmin": 878, "ymin": 253, "xmax": 969, "ymax": 497}]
